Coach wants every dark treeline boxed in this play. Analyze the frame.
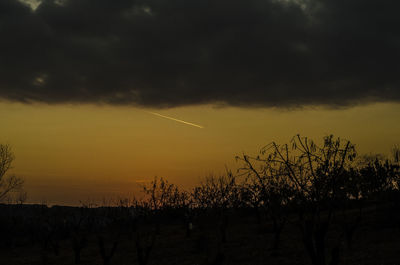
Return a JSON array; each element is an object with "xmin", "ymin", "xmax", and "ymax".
[{"xmin": 1, "ymin": 135, "xmax": 400, "ymax": 265}]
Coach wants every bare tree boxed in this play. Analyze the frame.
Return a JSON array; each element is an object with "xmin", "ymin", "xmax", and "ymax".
[
  {"xmin": 135, "ymin": 230, "xmax": 156, "ymax": 265},
  {"xmin": 237, "ymin": 153, "xmax": 294, "ymax": 253},
  {"xmin": 192, "ymin": 172, "xmax": 240, "ymax": 246},
  {"xmin": 142, "ymin": 177, "xmax": 182, "ymax": 234},
  {"xmin": 142, "ymin": 177, "xmax": 181, "ymax": 211},
  {"xmin": 240, "ymin": 135, "xmax": 356, "ymax": 265},
  {"xmin": 0, "ymin": 144, "xmax": 24, "ymax": 201}
]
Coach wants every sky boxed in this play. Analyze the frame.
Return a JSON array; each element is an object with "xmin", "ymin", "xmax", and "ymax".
[{"xmin": 1, "ymin": 0, "xmax": 399, "ymax": 205}]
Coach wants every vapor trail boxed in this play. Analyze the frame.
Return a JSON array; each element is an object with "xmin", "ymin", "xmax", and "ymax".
[{"xmin": 146, "ymin": 111, "xmax": 204, "ymax": 129}]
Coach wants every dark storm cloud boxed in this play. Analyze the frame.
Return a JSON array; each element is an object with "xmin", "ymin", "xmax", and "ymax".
[{"xmin": 0, "ymin": 0, "xmax": 399, "ymax": 108}]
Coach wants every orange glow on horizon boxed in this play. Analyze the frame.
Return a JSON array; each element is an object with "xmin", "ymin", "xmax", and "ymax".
[{"xmin": 1, "ymin": 101, "xmax": 399, "ymax": 205}]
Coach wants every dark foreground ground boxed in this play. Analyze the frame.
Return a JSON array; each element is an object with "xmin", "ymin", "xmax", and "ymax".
[{"xmin": 1, "ymin": 204, "xmax": 400, "ymax": 265}]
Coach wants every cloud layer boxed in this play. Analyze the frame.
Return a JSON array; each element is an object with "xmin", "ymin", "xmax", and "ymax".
[{"xmin": 1, "ymin": 0, "xmax": 399, "ymax": 108}]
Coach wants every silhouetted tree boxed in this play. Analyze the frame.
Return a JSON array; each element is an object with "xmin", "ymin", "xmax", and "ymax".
[
  {"xmin": 97, "ymin": 234, "xmax": 119, "ymax": 265},
  {"xmin": 237, "ymin": 152, "xmax": 294, "ymax": 253},
  {"xmin": 142, "ymin": 176, "xmax": 182, "ymax": 234},
  {"xmin": 192, "ymin": 172, "xmax": 240, "ymax": 244},
  {"xmin": 0, "ymin": 144, "xmax": 24, "ymax": 201},
  {"xmin": 135, "ymin": 230, "xmax": 156, "ymax": 265},
  {"xmin": 69, "ymin": 206, "xmax": 93, "ymax": 264},
  {"xmin": 242, "ymin": 135, "xmax": 356, "ymax": 265}
]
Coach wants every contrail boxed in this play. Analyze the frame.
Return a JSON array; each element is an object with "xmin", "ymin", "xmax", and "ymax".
[{"xmin": 146, "ymin": 111, "xmax": 204, "ymax": 129}]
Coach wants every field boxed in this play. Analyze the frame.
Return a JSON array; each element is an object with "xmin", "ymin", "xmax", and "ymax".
[{"xmin": 1, "ymin": 202, "xmax": 400, "ymax": 265}]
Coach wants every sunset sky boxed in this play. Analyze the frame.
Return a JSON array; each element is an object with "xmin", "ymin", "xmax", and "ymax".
[{"xmin": 1, "ymin": 0, "xmax": 399, "ymax": 205}]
